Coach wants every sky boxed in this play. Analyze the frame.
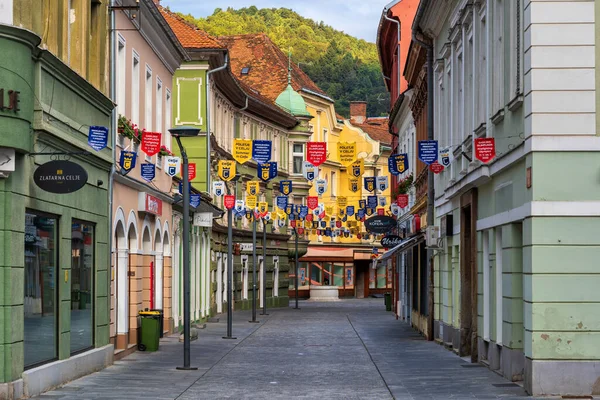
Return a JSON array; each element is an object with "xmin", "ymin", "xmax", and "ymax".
[{"xmin": 160, "ymin": 0, "xmax": 386, "ymax": 43}]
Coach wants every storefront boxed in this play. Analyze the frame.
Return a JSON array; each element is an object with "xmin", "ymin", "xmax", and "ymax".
[{"xmin": 0, "ymin": 25, "xmax": 114, "ymax": 398}]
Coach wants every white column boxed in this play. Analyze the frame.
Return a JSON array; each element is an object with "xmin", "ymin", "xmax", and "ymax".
[
  {"xmin": 172, "ymin": 234, "xmax": 180, "ymax": 329},
  {"xmin": 205, "ymin": 238, "xmax": 211, "ymax": 316},
  {"xmin": 495, "ymin": 228, "xmax": 503, "ymax": 345},
  {"xmin": 117, "ymin": 249, "xmax": 129, "ymax": 334},
  {"xmin": 155, "ymin": 253, "xmax": 163, "ymax": 309},
  {"xmin": 191, "ymin": 235, "xmax": 197, "ymax": 320},
  {"xmin": 217, "ymin": 254, "xmax": 223, "ymax": 313},
  {"xmin": 258, "ymin": 256, "xmax": 264, "ymax": 308},
  {"xmin": 483, "ymin": 230, "xmax": 490, "ymax": 341}
]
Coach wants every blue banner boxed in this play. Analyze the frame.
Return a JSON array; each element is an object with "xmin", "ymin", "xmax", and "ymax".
[
  {"xmin": 418, "ymin": 140, "xmax": 438, "ymax": 165},
  {"xmin": 388, "ymin": 154, "xmax": 409, "ymax": 175},
  {"xmin": 346, "ymin": 206, "xmax": 355, "ymax": 216},
  {"xmin": 119, "ymin": 151, "xmax": 137, "ymax": 175},
  {"xmin": 252, "ymin": 140, "xmax": 272, "ymax": 163},
  {"xmin": 279, "ymin": 180, "xmax": 292, "ymax": 195},
  {"xmin": 88, "ymin": 126, "xmax": 108, "ymax": 151},
  {"xmin": 299, "ymin": 206, "xmax": 309, "ymax": 219},
  {"xmin": 364, "ymin": 177, "xmax": 375, "ymax": 193},
  {"xmin": 190, "ymin": 194, "xmax": 201, "ymax": 208},
  {"xmin": 257, "ymin": 162, "xmax": 277, "ymax": 182},
  {"xmin": 367, "ymin": 195, "xmax": 378, "ymax": 209},
  {"xmin": 276, "ymin": 196, "xmax": 288, "ymax": 210},
  {"xmin": 359, "ymin": 199, "xmax": 366, "ymax": 209},
  {"xmin": 357, "ymin": 209, "xmax": 366, "ymax": 219},
  {"xmin": 140, "ymin": 163, "xmax": 155, "ymax": 182},
  {"xmin": 285, "ymin": 204, "xmax": 293, "ymax": 215},
  {"xmin": 179, "ymin": 181, "xmax": 192, "ymax": 194}
]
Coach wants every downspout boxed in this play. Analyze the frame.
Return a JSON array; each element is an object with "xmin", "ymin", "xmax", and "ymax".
[
  {"xmin": 412, "ymin": 0, "xmax": 435, "ymax": 342},
  {"xmin": 383, "ymin": 13, "xmax": 401, "ymax": 97},
  {"xmin": 205, "ymin": 54, "xmax": 228, "ymax": 191},
  {"xmin": 108, "ymin": 0, "xmax": 117, "ymax": 323}
]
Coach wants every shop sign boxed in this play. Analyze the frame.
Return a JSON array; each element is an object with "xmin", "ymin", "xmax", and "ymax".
[
  {"xmin": 429, "ymin": 161, "xmax": 444, "ymax": 174},
  {"xmin": 232, "ymin": 139, "xmax": 252, "ymax": 164},
  {"xmin": 224, "ymin": 195, "xmax": 235, "ymax": 210},
  {"xmin": 337, "ymin": 142, "xmax": 356, "ymax": 166},
  {"xmin": 141, "ymin": 131, "xmax": 161, "ymax": 157},
  {"xmin": 474, "ymin": 138, "xmax": 496, "ymax": 163},
  {"xmin": 138, "ymin": 193, "xmax": 162, "ymax": 216},
  {"xmin": 364, "ymin": 215, "xmax": 396, "ymax": 234},
  {"xmin": 88, "ymin": 126, "xmax": 108, "ymax": 151},
  {"xmin": 0, "ymin": 148, "xmax": 15, "ymax": 172},
  {"xmin": 240, "ymin": 243, "xmax": 254, "ymax": 252},
  {"xmin": 252, "ymin": 140, "xmax": 272, "ymax": 163},
  {"xmin": 193, "ymin": 212, "xmax": 212, "ymax": 227},
  {"xmin": 33, "ymin": 160, "xmax": 88, "ymax": 194},
  {"xmin": 418, "ymin": 140, "xmax": 438, "ymax": 165},
  {"xmin": 307, "ymin": 142, "xmax": 327, "ymax": 167}
]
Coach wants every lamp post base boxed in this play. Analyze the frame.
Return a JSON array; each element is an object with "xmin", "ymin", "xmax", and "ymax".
[
  {"xmin": 222, "ymin": 336, "xmax": 238, "ymax": 339},
  {"xmin": 176, "ymin": 366, "xmax": 198, "ymax": 371},
  {"xmin": 248, "ymin": 320, "xmax": 260, "ymax": 323}
]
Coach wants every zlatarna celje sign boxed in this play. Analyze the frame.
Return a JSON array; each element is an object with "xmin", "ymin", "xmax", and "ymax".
[{"xmin": 34, "ymin": 160, "xmax": 88, "ymax": 194}]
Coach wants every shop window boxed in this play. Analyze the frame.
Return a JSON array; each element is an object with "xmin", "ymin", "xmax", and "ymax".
[
  {"xmin": 24, "ymin": 211, "xmax": 58, "ymax": 368},
  {"xmin": 71, "ymin": 221, "xmax": 94, "ymax": 354}
]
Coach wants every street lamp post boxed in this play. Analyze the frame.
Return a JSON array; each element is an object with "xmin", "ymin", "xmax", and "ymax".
[
  {"xmin": 294, "ymin": 227, "xmax": 300, "ymax": 310},
  {"xmin": 260, "ymin": 219, "xmax": 269, "ymax": 316},
  {"xmin": 249, "ymin": 217, "xmax": 259, "ymax": 323},
  {"xmin": 170, "ymin": 126, "xmax": 200, "ymax": 372}
]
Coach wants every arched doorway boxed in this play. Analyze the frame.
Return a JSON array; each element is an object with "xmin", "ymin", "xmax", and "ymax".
[
  {"xmin": 114, "ymin": 209, "xmax": 128, "ymax": 349},
  {"xmin": 153, "ymin": 221, "xmax": 163, "ymax": 310},
  {"xmin": 162, "ymin": 223, "xmax": 171, "ymax": 332}
]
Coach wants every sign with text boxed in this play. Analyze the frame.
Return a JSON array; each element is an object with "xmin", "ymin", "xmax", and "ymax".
[
  {"xmin": 138, "ymin": 193, "xmax": 163, "ymax": 216},
  {"xmin": 164, "ymin": 156, "xmax": 180, "ymax": 177},
  {"xmin": 218, "ymin": 160, "xmax": 236, "ymax": 181},
  {"xmin": 307, "ymin": 142, "xmax": 327, "ymax": 167},
  {"xmin": 252, "ymin": 140, "xmax": 272, "ymax": 164},
  {"xmin": 348, "ymin": 178, "xmax": 360, "ymax": 192},
  {"xmin": 141, "ymin": 131, "xmax": 161, "ymax": 157},
  {"xmin": 302, "ymin": 161, "xmax": 318, "ymax": 181},
  {"xmin": 224, "ymin": 195, "xmax": 235, "ymax": 210},
  {"xmin": 257, "ymin": 162, "xmax": 277, "ymax": 182},
  {"xmin": 364, "ymin": 177, "xmax": 375, "ymax": 193},
  {"xmin": 316, "ymin": 179, "xmax": 327, "ymax": 196},
  {"xmin": 439, "ymin": 146, "xmax": 453, "ymax": 167},
  {"xmin": 246, "ymin": 195, "xmax": 257, "ymax": 209},
  {"xmin": 279, "ymin": 180, "xmax": 292, "ymax": 195},
  {"xmin": 246, "ymin": 181, "xmax": 260, "ymax": 195},
  {"xmin": 33, "ymin": 160, "xmax": 88, "ymax": 194},
  {"xmin": 276, "ymin": 196, "xmax": 288, "ymax": 210},
  {"xmin": 474, "ymin": 138, "xmax": 496, "ymax": 163},
  {"xmin": 429, "ymin": 161, "xmax": 444, "ymax": 174},
  {"xmin": 307, "ymin": 196, "xmax": 319, "ymax": 210},
  {"xmin": 337, "ymin": 142, "xmax": 356, "ymax": 166},
  {"xmin": 119, "ymin": 151, "xmax": 137, "ymax": 175},
  {"xmin": 190, "ymin": 194, "xmax": 201, "ymax": 209},
  {"xmin": 213, "ymin": 181, "xmax": 225, "ymax": 197},
  {"xmin": 140, "ymin": 163, "xmax": 155, "ymax": 182},
  {"xmin": 389, "ymin": 153, "xmax": 409, "ymax": 175},
  {"xmin": 396, "ymin": 194, "xmax": 409, "ymax": 208},
  {"xmin": 364, "ymin": 215, "xmax": 396, "ymax": 234},
  {"xmin": 376, "ymin": 176, "xmax": 388, "ymax": 192},
  {"xmin": 418, "ymin": 140, "xmax": 438, "ymax": 165},
  {"xmin": 367, "ymin": 195, "xmax": 378, "ymax": 209},
  {"xmin": 88, "ymin": 126, "xmax": 108, "ymax": 151},
  {"xmin": 186, "ymin": 163, "xmax": 197, "ymax": 181},
  {"xmin": 233, "ymin": 139, "xmax": 252, "ymax": 164},
  {"xmin": 350, "ymin": 159, "xmax": 364, "ymax": 178}
]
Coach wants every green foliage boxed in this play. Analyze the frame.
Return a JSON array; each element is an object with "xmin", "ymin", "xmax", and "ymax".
[{"xmin": 181, "ymin": 7, "xmax": 390, "ymax": 117}]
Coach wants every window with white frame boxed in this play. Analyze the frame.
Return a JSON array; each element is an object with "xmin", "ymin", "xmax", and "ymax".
[
  {"xmin": 165, "ymin": 89, "xmax": 172, "ymax": 149},
  {"xmin": 495, "ymin": 227, "xmax": 503, "ymax": 344},
  {"xmin": 508, "ymin": 0, "xmax": 523, "ymax": 100},
  {"xmin": 331, "ymin": 171, "xmax": 336, "ymax": 197},
  {"xmin": 116, "ymin": 36, "xmax": 126, "ymax": 147},
  {"xmin": 145, "ymin": 65, "xmax": 152, "ymax": 132},
  {"xmin": 156, "ymin": 77, "xmax": 162, "ymax": 134},
  {"xmin": 131, "ymin": 51, "xmax": 140, "ymax": 126},
  {"xmin": 477, "ymin": 7, "xmax": 487, "ymax": 127},
  {"xmin": 273, "ymin": 256, "xmax": 279, "ymax": 297},
  {"xmin": 465, "ymin": 32, "xmax": 474, "ymax": 138},
  {"xmin": 492, "ymin": 0, "xmax": 504, "ymax": 114},
  {"xmin": 323, "ymin": 128, "xmax": 328, "ymax": 144},
  {"xmin": 292, "ymin": 143, "xmax": 303, "ymax": 174}
]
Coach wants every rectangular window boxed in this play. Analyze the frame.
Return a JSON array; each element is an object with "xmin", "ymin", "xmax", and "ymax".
[
  {"xmin": 478, "ymin": 11, "xmax": 487, "ymax": 126},
  {"xmin": 70, "ymin": 221, "xmax": 94, "ymax": 354},
  {"xmin": 323, "ymin": 128, "xmax": 328, "ymax": 144},
  {"xmin": 165, "ymin": 89, "xmax": 172, "ymax": 150},
  {"xmin": 145, "ymin": 66, "xmax": 152, "ymax": 162},
  {"xmin": 156, "ymin": 77, "xmax": 163, "ymax": 135},
  {"xmin": 483, "ymin": 230, "xmax": 490, "ymax": 341},
  {"xmin": 492, "ymin": 0, "xmax": 504, "ymax": 113},
  {"xmin": 234, "ymin": 113, "xmax": 240, "ymax": 139},
  {"xmin": 509, "ymin": 0, "xmax": 523, "ymax": 99},
  {"xmin": 331, "ymin": 171, "xmax": 336, "ymax": 197},
  {"xmin": 292, "ymin": 143, "xmax": 304, "ymax": 174},
  {"xmin": 24, "ymin": 211, "xmax": 58, "ymax": 368},
  {"xmin": 117, "ymin": 35, "xmax": 126, "ymax": 118},
  {"xmin": 131, "ymin": 51, "xmax": 140, "ymax": 126}
]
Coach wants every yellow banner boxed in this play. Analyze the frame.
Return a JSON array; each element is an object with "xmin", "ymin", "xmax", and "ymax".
[
  {"xmin": 350, "ymin": 158, "xmax": 364, "ymax": 178},
  {"xmin": 337, "ymin": 196, "xmax": 347, "ymax": 208},
  {"xmin": 246, "ymin": 195, "xmax": 257, "ymax": 209},
  {"xmin": 246, "ymin": 181, "xmax": 260, "ymax": 195},
  {"xmin": 258, "ymin": 202, "xmax": 268, "ymax": 214},
  {"xmin": 232, "ymin": 139, "xmax": 252, "ymax": 164},
  {"xmin": 337, "ymin": 142, "xmax": 356, "ymax": 166},
  {"xmin": 217, "ymin": 160, "xmax": 236, "ymax": 181},
  {"xmin": 325, "ymin": 206, "xmax": 333, "ymax": 216},
  {"xmin": 348, "ymin": 178, "xmax": 360, "ymax": 192}
]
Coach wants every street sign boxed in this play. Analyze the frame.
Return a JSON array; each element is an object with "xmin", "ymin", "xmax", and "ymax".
[{"xmin": 418, "ymin": 140, "xmax": 438, "ymax": 165}]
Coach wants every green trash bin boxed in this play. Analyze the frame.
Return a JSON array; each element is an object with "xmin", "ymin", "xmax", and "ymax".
[
  {"xmin": 384, "ymin": 292, "xmax": 392, "ymax": 311},
  {"xmin": 138, "ymin": 310, "xmax": 161, "ymax": 352}
]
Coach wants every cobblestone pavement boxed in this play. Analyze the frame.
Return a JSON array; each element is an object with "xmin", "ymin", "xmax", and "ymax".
[{"xmin": 35, "ymin": 299, "xmax": 548, "ymax": 399}]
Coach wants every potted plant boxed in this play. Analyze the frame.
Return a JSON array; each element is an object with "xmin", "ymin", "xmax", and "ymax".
[
  {"xmin": 394, "ymin": 174, "xmax": 414, "ymax": 196},
  {"xmin": 158, "ymin": 145, "xmax": 173, "ymax": 157}
]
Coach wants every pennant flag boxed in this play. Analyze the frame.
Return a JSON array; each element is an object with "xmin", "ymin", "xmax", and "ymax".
[
  {"xmin": 389, "ymin": 153, "xmax": 409, "ymax": 175},
  {"xmin": 364, "ymin": 177, "xmax": 375, "ymax": 193},
  {"xmin": 140, "ymin": 163, "xmax": 155, "ymax": 182},
  {"xmin": 316, "ymin": 179, "xmax": 327, "ymax": 196},
  {"xmin": 299, "ymin": 206, "xmax": 309, "ymax": 219},
  {"xmin": 379, "ymin": 196, "xmax": 387, "ymax": 207},
  {"xmin": 439, "ymin": 146, "xmax": 453, "ymax": 167},
  {"xmin": 276, "ymin": 196, "xmax": 288, "ymax": 210},
  {"xmin": 218, "ymin": 160, "xmax": 236, "ymax": 181},
  {"xmin": 252, "ymin": 140, "xmax": 272, "ymax": 163},
  {"xmin": 88, "ymin": 126, "xmax": 108, "ymax": 151},
  {"xmin": 337, "ymin": 196, "xmax": 348, "ymax": 208},
  {"xmin": 348, "ymin": 178, "xmax": 360, "ymax": 193},
  {"xmin": 246, "ymin": 195, "xmax": 257, "ymax": 209},
  {"xmin": 325, "ymin": 206, "xmax": 334, "ymax": 216},
  {"xmin": 235, "ymin": 200, "xmax": 245, "ymax": 213},
  {"xmin": 474, "ymin": 138, "xmax": 496, "ymax": 163},
  {"xmin": 346, "ymin": 206, "xmax": 355, "ymax": 216},
  {"xmin": 376, "ymin": 176, "xmax": 388, "ymax": 192},
  {"xmin": 258, "ymin": 202, "xmax": 269, "ymax": 215},
  {"xmin": 418, "ymin": 140, "xmax": 439, "ymax": 165},
  {"xmin": 257, "ymin": 162, "xmax": 277, "ymax": 182},
  {"xmin": 246, "ymin": 181, "xmax": 260, "ymax": 195},
  {"xmin": 141, "ymin": 131, "xmax": 161, "ymax": 157},
  {"xmin": 279, "ymin": 180, "xmax": 292, "ymax": 195},
  {"xmin": 350, "ymin": 159, "xmax": 364, "ymax": 178},
  {"xmin": 359, "ymin": 199, "xmax": 366, "ymax": 209},
  {"xmin": 164, "ymin": 156, "xmax": 180, "ymax": 177},
  {"xmin": 190, "ymin": 194, "xmax": 201, "ymax": 209},
  {"xmin": 307, "ymin": 196, "xmax": 319, "ymax": 210},
  {"xmin": 307, "ymin": 142, "xmax": 327, "ymax": 167},
  {"xmin": 179, "ymin": 181, "xmax": 191, "ymax": 194},
  {"xmin": 285, "ymin": 204, "xmax": 294, "ymax": 215},
  {"xmin": 367, "ymin": 195, "xmax": 378, "ymax": 209},
  {"xmin": 366, "ymin": 208, "xmax": 374, "ymax": 216},
  {"xmin": 303, "ymin": 161, "xmax": 318, "ymax": 181},
  {"xmin": 391, "ymin": 203, "xmax": 400, "ymax": 216},
  {"xmin": 337, "ymin": 142, "xmax": 356, "ymax": 166},
  {"xmin": 233, "ymin": 139, "xmax": 252, "ymax": 164},
  {"xmin": 186, "ymin": 163, "xmax": 197, "ymax": 181},
  {"xmin": 119, "ymin": 151, "xmax": 137, "ymax": 175},
  {"xmin": 213, "ymin": 181, "xmax": 225, "ymax": 197}
]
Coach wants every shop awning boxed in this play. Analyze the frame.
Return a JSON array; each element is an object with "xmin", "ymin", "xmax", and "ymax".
[
  {"xmin": 353, "ymin": 251, "xmax": 372, "ymax": 261},
  {"xmin": 299, "ymin": 247, "xmax": 354, "ymax": 262},
  {"xmin": 378, "ymin": 234, "xmax": 424, "ymax": 263}
]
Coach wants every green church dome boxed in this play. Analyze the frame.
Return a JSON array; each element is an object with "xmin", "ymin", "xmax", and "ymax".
[{"xmin": 276, "ymin": 84, "xmax": 312, "ymax": 118}]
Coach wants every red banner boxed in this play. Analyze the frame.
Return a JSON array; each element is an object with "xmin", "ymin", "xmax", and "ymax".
[
  {"xmin": 474, "ymin": 137, "xmax": 496, "ymax": 163},
  {"xmin": 336, "ymin": 220, "xmax": 342, "ymax": 228},
  {"xmin": 429, "ymin": 161, "xmax": 444, "ymax": 174},
  {"xmin": 297, "ymin": 227, "xmax": 304, "ymax": 235},
  {"xmin": 224, "ymin": 195, "xmax": 235, "ymax": 210},
  {"xmin": 396, "ymin": 194, "xmax": 409, "ymax": 208},
  {"xmin": 307, "ymin": 142, "xmax": 327, "ymax": 167},
  {"xmin": 141, "ymin": 131, "xmax": 161, "ymax": 157},
  {"xmin": 377, "ymin": 208, "xmax": 385, "ymax": 216},
  {"xmin": 306, "ymin": 214, "xmax": 314, "ymax": 222},
  {"xmin": 307, "ymin": 196, "xmax": 319, "ymax": 210},
  {"xmin": 188, "ymin": 163, "xmax": 196, "ymax": 181},
  {"xmin": 291, "ymin": 220, "xmax": 297, "ymax": 228}
]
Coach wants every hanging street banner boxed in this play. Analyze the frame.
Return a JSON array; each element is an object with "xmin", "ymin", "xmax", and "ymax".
[
  {"xmin": 307, "ymin": 142, "xmax": 327, "ymax": 167},
  {"xmin": 252, "ymin": 140, "xmax": 272, "ymax": 163},
  {"xmin": 346, "ymin": 206, "xmax": 355, "ymax": 216},
  {"xmin": 213, "ymin": 181, "xmax": 225, "ymax": 197},
  {"xmin": 246, "ymin": 181, "xmax": 260, "ymax": 195},
  {"xmin": 190, "ymin": 194, "xmax": 201, "ymax": 209},
  {"xmin": 299, "ymin": 206, "xmax": 309, "ymax": 219},
  {"xmin": 235, "ymin": 200, "xmax": 245, "ymax": 214},
  {"xmin": 429, "ymin": 161, "xmax": 444, "ymax": 174},
  {"xmin": 418, "ymin": 140, "xmax": 438, "ymax": 165},
  {"xmin": 140, "ymin": 163, "xmax": 155, "ymax": 182},
  {"xmin": 285, "ymin": 204, "xmax": 294, "ymax": 215},
  {"xmin": 88, "ymin": 126, "xmax": 108, "ymax": 151},
  {"xmin": 389, "ymin": 153, "xmax": 409, "ymax": 175},
  {"xmin": 364, "ymin": 177, "xmax": 375, "ymax": 193},
  {"xmin": 233, "ymin": 139, "xmax": 252, "ymax": 164},
  {"xmin": 357, "ymin": 209, "xmax": 366, "ymax": 219},
  {"xmin": 337, "ymin": 196, "xmax": 348, "ymax": 208},
  {"xmin": 474, "ymin": 138, "xmax": 496, "ymax": 163},
  {"xmin": 218, "ymin": 160, "xmax": 236, "ymax": 181},
  {"xmin": 325, "ymin": 206, "xmax": 334, "ymax": 216},
  {"xmin": 366, "ymin": 208, "xmax": 374, "ymax": 216},
  {"xmin": 376, "ymin": 176, "xmax": 388, "ymax": 192},
  {"xmin": 348, "ymin": 178, "xmax": 360, "ymax": 193},
  {"xmin": 141, "ymin": 131, "xmax": 161, "ymax": 157},
  {"xmin": 391, "ymin": 203, "xmax": 400, "ymax": 216},
  {"xmin": 350, "ymin": 158, "xmax": 364, "ymax": 177},
  {"xmin": 186, "ymin": 163, "xmax": 197, "ymax": 181},
  {"xmin": 379, "ymin": 196, "xmax": 387, "ymax": 207},
  {"xmin": 164, "ymin": 156, "xmax": 180, "ymax": 177},
  {"xmin": 307, "ymin": 196, "xmax": 319, "ymax": 210},
  {"xmin": 367, "ymin": 195, "xmax": 378, "ymax": 209},
  {"xmin": 397, "ymin": 194, "xmax": 409, "ymax": 208},
  {"xmin": 337, "ymin": 142, "xmax": 356, "ymax": 166},
  {"xmin": 377, "ymin": 208, "xmax": 385, "ymax": 216},
  {"xmin": 119, "ymin": 151, "xmax": 137, "ymax": 175},
  {"xmin": 316, "ymin": 179, "xmax": 328, "ymax": 196},
  {"xmin": 276, "ymin": 196, "xmax": 288, "ymax": 210},
  {"xmin": 280, "ymin": 180, "xmax": 292, "ymax": 195},
  {"xmin": 246, "ymin": 195, "xmax": 258, "ymax": 209},
  {"xmin": 302, "ymin": 161, "xmax": 318, "ymax": 181},
  {"xmin": 224, "ymin": 195, "xmax": 235, "ymax": 210},
  {"xmin": 179, "ymin": 182, "xmax": 191, "ymax": 194},
  {"xmin": 258, "ymin": 202, "xmax": 269, "ymax": 216},
  {"xmin": 439, "ymin": 146, "xmax": 453, "ymax": 167},
  {"xmin": 359, "ymin": 199, "xmax": 366, "ymax": 209},
  {"xmin": 257, "ymin": 162, "xmax": 278, "ymax": 182}
]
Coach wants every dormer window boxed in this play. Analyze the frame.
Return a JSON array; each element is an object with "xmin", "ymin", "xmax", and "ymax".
[{"xmin": 241, "ymin": 67, "xmax": 250, "ymax": 75}]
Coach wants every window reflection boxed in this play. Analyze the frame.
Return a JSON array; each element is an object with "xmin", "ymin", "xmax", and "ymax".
[{"xmin": 71, "ymin": 221, "xmax": 94, "ymax": 353}]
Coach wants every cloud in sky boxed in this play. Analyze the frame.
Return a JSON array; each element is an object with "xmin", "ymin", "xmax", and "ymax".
[{"xmin": 160, "ymin": 0, "xmax": 386, "ymax": 43}]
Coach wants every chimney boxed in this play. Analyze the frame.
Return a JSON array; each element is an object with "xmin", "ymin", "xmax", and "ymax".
[{"xmin": 350, "ymin": 101, "xmax": 367, "ymax": 124}]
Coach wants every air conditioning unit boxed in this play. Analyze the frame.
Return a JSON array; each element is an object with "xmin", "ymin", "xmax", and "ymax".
[{"xmin": 426, "ymin": 226, "xmax": 441, "ymax": 249}]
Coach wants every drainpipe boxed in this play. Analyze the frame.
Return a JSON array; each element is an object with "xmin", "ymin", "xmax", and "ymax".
[
  {"xmin": 412, "ymin": 0, "xmax": 435, "ymax": 341},
  {"xmin": 383, "ymin": 12, "xmax": 401, "ymax": 98},
  {"xmin": 108, "ymin": 0, "xmax": 117, "ymax": 324},
  {"xmin": 205, "ymin": 54, "xmax": 228, "ymax": 191}
]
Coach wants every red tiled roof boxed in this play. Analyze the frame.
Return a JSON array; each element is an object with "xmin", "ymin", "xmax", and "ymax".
[
  {"xmin": 218, "ymin": 33, "xmax": 327, "ymax": 103},
  {"xmin": 354, "ymin": 117, "xmax": 392, "ymax": 145},
  {"xmin": 159, "ymin": 7, "xmax": 225, "ymax": 49}
]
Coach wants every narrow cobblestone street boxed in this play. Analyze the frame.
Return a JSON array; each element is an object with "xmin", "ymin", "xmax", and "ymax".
[{"xmin": 36, "ymin": 300, "xmax": 537, "ymax": 399}]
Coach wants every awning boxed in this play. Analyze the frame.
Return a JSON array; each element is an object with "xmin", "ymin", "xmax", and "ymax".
[
  {"xmin": 378, "ymin": 234, "xmax": 424, "ymax": 263},
  {"xmin": 299, "ymin": 246, "xmax": 354, "ymax": 262},
  {"xmin": 353, "ymin": 251, "xmax": 372, "ymax": 261}
]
